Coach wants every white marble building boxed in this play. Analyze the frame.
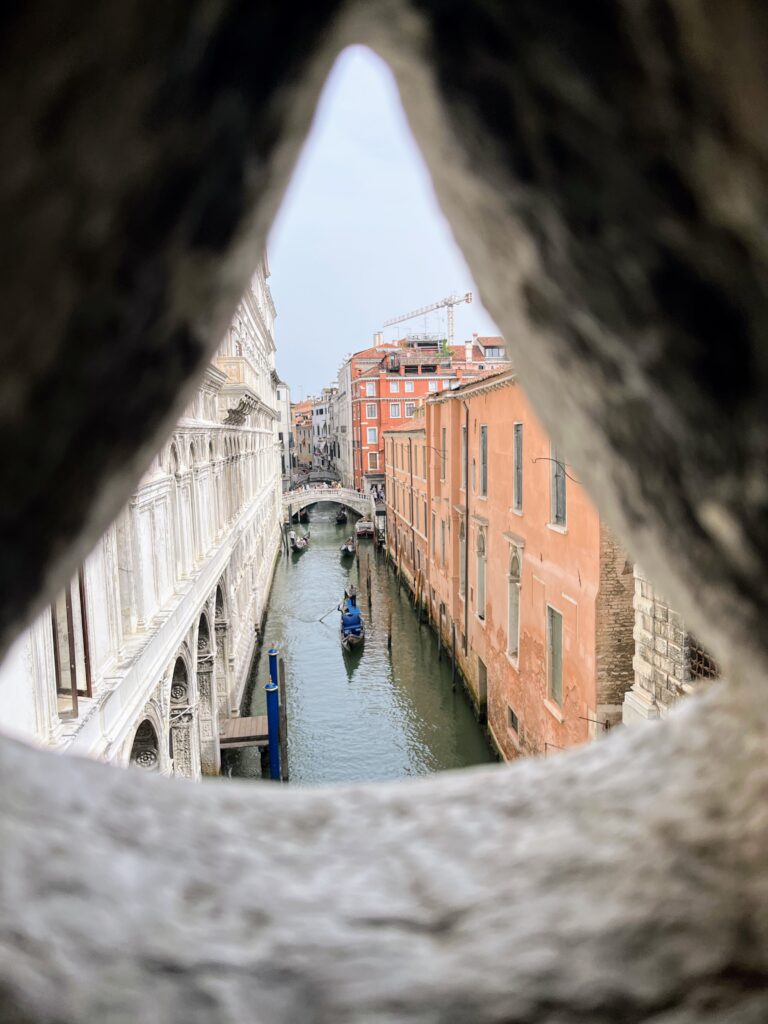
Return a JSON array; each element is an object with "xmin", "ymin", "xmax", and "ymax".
[
  {"xmin": 0, "ymin": 258, "xmax": 282, "ymax": 779},
  {"xmin": 332, "ymin": 357, "xmax": 354, "ymax": 487},
  {"xmin": 276, "ymin": 381, "xmax": 292, "ymax": 486}
]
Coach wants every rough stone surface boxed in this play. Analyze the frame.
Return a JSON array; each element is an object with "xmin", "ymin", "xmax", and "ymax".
[{"xmin": 2, "ymin": 1, "xmax": 768, "ymax": 1021}]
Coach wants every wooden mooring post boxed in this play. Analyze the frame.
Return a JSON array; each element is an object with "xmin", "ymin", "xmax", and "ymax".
[
  {"xmin": 278, "ymin": 656, "xmax": 289, "ymax": 782},
  {"xmin": 366, "ymin": 555, "xmax": 372, "ymax": 610},
  {"xmin": 387, "ymin": 608, "xmax": 392, "ymax": 651}
]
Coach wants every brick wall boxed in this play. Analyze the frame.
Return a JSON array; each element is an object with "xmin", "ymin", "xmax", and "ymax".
[{"xmin": 595, "ymin": 524, "xmax": 635, "ymax": 725}]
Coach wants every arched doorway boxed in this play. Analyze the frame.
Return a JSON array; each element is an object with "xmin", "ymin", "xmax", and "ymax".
[
  {"xmin": 169, "ymin": 654, "xmax": 199, "ymax": 779},
  {"xmin": 129, "ymin": 719, "xmax": 159, "ymax": 770},
  {"xmin": 196, "ymin": 612, "xmax": 219, "ymax": 775}
]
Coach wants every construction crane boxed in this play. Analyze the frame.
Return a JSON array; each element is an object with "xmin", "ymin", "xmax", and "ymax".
[{"xmin": 383, "ymin": 292, "xmax": 472, "ymax": 345}]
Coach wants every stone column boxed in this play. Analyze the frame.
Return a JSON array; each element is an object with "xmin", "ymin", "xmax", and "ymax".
[{"xmin": 197, "ymin": 652, "xmax": 220, "ymax": 775}]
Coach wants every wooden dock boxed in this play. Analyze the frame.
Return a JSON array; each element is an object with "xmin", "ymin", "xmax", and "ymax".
[{"xmin": 219, "ymin": 715, "xmax": 269, "ymax": 749}]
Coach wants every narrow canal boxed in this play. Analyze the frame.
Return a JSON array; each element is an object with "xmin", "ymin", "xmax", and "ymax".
[{"xmin": 224, "ymin": 502, "xmax": 494, "ymax": 784}]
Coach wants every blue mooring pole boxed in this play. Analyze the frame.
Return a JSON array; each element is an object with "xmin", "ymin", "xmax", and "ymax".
[{"xmin": 265, "ymin": 648, "xmax": 281, "ymax": 781}]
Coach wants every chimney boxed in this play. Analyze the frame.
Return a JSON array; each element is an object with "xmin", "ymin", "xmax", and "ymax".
[
  {"xmin": 465, "ymin": 339, "xmax": 473, "ymax": 363},
  {"xmin": 374, "ymin": 331, "xmax": 383, "ymax": 346}
]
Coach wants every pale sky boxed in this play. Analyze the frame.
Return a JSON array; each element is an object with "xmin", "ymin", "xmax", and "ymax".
[{"xmin": 268, "ymin": 45, "xmax": 499, "ymax": 400}]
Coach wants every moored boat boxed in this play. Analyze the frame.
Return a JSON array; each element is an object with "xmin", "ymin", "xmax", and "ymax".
[
  {"xmin": 355, "ymin": 517, "xmax": 374, "ymax": 538},
  {"xmin": 335, "ymin": 508, "xmax": 348, "ymax": 524},
  {"xmin": 340, "ymin": 537, "xmax": 355, "ymax": 557}
]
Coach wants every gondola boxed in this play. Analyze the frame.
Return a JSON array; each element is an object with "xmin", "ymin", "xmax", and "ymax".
[
  {"xmin": 340, "ymin": 538, "xmax": 355, "ymax": 558},
  {"xmin": 335, "ymin": 508, "xmax": 348, "ymax": 524},
  {"xmin": 288, "ymin": 529, "xmax": 309, "ymax": 553},
  {"xmin": 292, "ymin": 508, "xmax": 309, "ymax": 523},
  {"xmin": 339, "ymin": 593, "xmax": 365, "ymax": 651}
]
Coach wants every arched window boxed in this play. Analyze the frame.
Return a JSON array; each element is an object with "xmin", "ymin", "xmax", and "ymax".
[{"xmin": 508, "ymin": 547, "xmax": 521, "ymax": 659}]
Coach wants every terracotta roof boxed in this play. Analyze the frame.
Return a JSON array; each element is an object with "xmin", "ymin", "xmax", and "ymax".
[{"xmin": 383, "ymin": 420, "xmax": 426, "ymax": 434}]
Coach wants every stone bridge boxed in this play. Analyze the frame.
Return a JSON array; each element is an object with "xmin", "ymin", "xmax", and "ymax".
[{"xmin": 283, "ymin": 486, "xmax": 373, "ymax": 519}]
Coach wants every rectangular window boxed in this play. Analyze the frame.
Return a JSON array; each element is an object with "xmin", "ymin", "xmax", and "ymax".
[
  {"xmin": 479, "ymin": 425, "xmax": 488, "ymax": 497},
  {"xmin": 459, "ymin": 520, "xmax": 466, "ymax": 597},
  {"xmin": 409, "ymin": 490, "xmax": 413, "ymax": 524},
  {"xmin": 52, "ymin": 570, "xmax": 92, "ymax": 719},
  {"xmin": 404, "ymin": 380, "xmax": 414, "ymax": 392},
  {"xmin": 477, "ymin": 532, "xmax": 486, "ymax": 620},
  {"xmin": 431, "ymin": 512, "xmax": 436, "ymax": 557},
  {"xmin": 507, "ymin": 706, "xmax": 519, "ymax": 733},
  {"xmin": 550, "ymin": 445, "xmax": 567, "ymax": 526},
  {"xmin": 368, "ymin": 451, "xmax": 379, "ymax": 470},
  {"xmin": 366, "ymin": 382, "xmax": 376, "ymax": 397},
  {"xmin": 440, "ymin": 519, "xmax": 446, "ymax": 566},
  {"xmin": 440, "ymin": 427, "xmax": 447, "ymax": 481},
  {"xmin": 428, "ymin": 380, "xmax": 438, "ymax": 392},
  {"xmin": 547, "ymin": 606, "xmax": 563, "ymax": 704},
  {"xmin": 367, "ymin": 427, "xmax": 378, "ymax": 444},
  {"xmin": 366, "ymin": 403, "xmax": 377, "ymax": 418},
  {"xmin": 390, "ymin": 402, "xmax": 401, "ymax": 418},
  {"xmin": 390, "ymin": 380, "xmax": 400, "ymax": 393},
  {"xmin": 513, "ymin": 423, "xmax": 523, "ymax": 511},
  {"xmin": 404, "ymin": 402, "xmax": 415, "ymax": 417},
  {"xmin": 460, "ymin": 425, "xmax": 467, "ymax": 491},
  {"xmin": 423, "ymin": 498, "xmax": 427, "ymax": 536}
]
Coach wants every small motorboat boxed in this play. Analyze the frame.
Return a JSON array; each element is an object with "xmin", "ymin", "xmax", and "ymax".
[
  {"xmin": 340, "ymin": 537, "xmax": 355, "ymax": 558},
  {"xmin": 339, "ymin": 593, "xmax": 365, "ymax": 651},
  {"xmin": 289, "ymin": 529, "xmax": 309, "ymax": 553},
  {"xmin": 335, "ymin": 508, "xmax": 348, "ymax": 524},
  {"xmin": 355, "ymin": 518, "xmax": 374, "ymax": 539}
]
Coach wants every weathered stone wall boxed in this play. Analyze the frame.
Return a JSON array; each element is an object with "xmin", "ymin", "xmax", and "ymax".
[
  {"xmin": 624, "ymin": 567, "xmax": 716, "ymax": 723},
  {"xmin": 595, "ymin": 523, "xmax": 635, "ymax": 723}
]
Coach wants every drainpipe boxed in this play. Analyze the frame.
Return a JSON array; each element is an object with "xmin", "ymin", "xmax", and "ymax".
[{"xmin": 463, "ymin": 400, "xmax": 469, "ymax": 654}]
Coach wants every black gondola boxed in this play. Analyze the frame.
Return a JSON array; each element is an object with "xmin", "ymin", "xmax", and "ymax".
[{"xmin": 335, "ymin": 508, "xmax": 348, "ymax": 524}]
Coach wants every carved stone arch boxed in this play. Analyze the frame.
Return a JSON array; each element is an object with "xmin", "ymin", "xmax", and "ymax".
[
  {"xmin": 168, "ymin": 647, "xmax": 199, "ymax": 780},
  {"xmin": 128, "ymin": 718, "xmax": 159, "ymax": 771},
  {"xmin": 168, "ymin": 440, "xmax": 180, "ymax": 477}
]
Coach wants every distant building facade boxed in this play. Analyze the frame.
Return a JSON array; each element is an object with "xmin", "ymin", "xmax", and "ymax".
[
  {"xmin": 276, "ymin": 380, "xmax": 292, "ymax": 484},
  {"xmin": 291, "ymin": 398, "xmax": 314, "ymax": 470},
  {"xmin": 349, "ymin": 334, "xmax": 508, "ymax": 494},
  {"xmin": 0, "ymin": 259, "xmax": 283, "ymax": 778},
  {"xmin": 385, "ymin": 369, "xmax": 635, "ymax": 760}
]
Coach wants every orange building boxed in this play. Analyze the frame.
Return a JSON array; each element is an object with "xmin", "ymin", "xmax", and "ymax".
[
  {"xmin": 385, "ymin": 368, "xmax": 635, "ymax": 760},
  {"xmin": 351, "ymin": 335, "xmax": 508, "ymax": 494},
  {"xmin": 383, "ymin": 418, "xmax": 428, "ymax": 592}
]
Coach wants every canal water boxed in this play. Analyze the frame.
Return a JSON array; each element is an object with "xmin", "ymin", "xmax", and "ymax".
[{"xmin": 224, "ymin": 502, "xmax": 494, "ymax": 785}]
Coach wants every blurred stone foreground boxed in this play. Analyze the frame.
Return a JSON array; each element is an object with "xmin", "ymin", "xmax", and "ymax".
[{"xmin": 1, "ymin": 3, "xmax": 768, "ymax": 1022}]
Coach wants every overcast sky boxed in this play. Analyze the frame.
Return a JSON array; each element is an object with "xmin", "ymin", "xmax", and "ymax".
[{"xmin": 268, "ymin": 45, "xmax": 499, "ymax": 401}]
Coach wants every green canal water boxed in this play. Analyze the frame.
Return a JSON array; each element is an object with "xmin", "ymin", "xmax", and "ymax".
[{"xmin": 223, "ymin": 502, "xmax": 494, "ymax": 785}]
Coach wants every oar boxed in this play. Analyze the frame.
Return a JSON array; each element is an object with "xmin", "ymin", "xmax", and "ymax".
[{"xmin": 318, "ymin": 603, "xmax": 340, "ymax": 623}]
